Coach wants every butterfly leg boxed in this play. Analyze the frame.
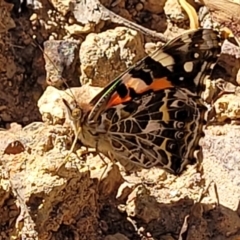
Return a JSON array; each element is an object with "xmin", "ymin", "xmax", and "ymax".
[
  {"xmin": 95, "ymin": 141, "xmax": 111, "ymax": 186},
  {"xmin": 68, "ymin": 129, "xmax": 79, "ymax": 156},
  {"xmin": 56, "ymin": 98, "xmax": 85, "ymax": 172},
  {"xmin": 55, "ymin": 125, "xmax": 80, "ymax": 173},
  {"xmin": 96, "ymin": 153, "xmax": 109, "ymax": 187}
]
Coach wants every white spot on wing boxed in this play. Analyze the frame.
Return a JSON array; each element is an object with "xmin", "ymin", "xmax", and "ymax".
[
  {"xmin": 194, "ymin": 53, "xmax": 200, "ymax": 58},
  {"xmin": 210, "ymin": 63, "xmax": 215, "ymax": 70},
  {"xmin": 142, "ymin": 121, "xmax": 162, "ymax": 133},
  {"xmin": 122, "ymin": 72, "xmax": 149, "ymax": 89},
  {"xmin": 151, "ymin": 51, "xmax": 175, "ymax": 71},
  {"xmin": 122, "ymin": 72, "xmax": 133, "ymax": 81},
  {"xmin": 183, "ymin": 61, "xmax": 194, "ymax": 72}
]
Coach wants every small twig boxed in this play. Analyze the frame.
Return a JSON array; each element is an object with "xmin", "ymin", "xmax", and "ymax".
[{"xmin": 71, "ymin": 0, "xmax": 169, "ymax": 42}]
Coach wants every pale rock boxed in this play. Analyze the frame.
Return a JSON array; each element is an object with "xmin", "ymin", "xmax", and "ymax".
[
  {"xmin": 80, "ymin": 27, "xmax": 145, "ymax": 87},
  {"xmin": 214, "ymin": 94, "xmax": 240, "ymax": 122},
  {"xmin": 48, "ymin": 0, "xmax": 70, "ymax": 16},
  {"xmin": 38, "ymin": 85, "xmax": 102, "ymax": 125}
]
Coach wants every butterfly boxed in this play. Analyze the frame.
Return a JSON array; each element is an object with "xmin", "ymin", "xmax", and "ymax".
[{"xmin": 62, "ymin": 28, "xmax": 224, "ymax": 175}]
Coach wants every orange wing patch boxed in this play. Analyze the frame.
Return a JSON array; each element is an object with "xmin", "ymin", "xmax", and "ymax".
[{"xmin": 107, "ymin": 77, "xmax": 174, "ymax": 108}]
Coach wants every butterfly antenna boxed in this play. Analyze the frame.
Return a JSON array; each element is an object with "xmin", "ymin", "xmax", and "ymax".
[{"xmin": 32, "ymin": 37, "xmax": 83, "ymax": 172}]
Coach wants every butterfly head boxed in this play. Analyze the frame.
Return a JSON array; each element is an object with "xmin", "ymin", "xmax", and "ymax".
[
  {"xmin": 62, "ymin": 97, "xmax": 100, "ymax": 149},
  {"xmin": 62, "ymin": 98, "xmax": 83, "ymax": 131}
]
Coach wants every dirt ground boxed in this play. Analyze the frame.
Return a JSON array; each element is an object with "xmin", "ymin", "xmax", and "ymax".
[{"xmin": 0, "ymin": 0, "xmax": 240, "ymax": 239}]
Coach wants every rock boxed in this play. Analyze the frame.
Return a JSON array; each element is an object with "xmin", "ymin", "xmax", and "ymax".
[
  {"xmin": 64, "ymin": 23, "xmax": 95, "ymax": 35},
  {"xmin": 143, "ymin": 0, "xmax": 166, "ymax": 14},
  {"xmin": 125, "ymin": 185, "xmax": 160, "ymax": 223},
  {"xmin": 214, "ymin": 94, "xmax": 240, "ymax": 122},
  {"xmin": 183, "ymin": 203, "xmax": 209, "ymax": 240},
  {"xmin": 80, "ymin": 27, "xmax": 145, "ymax": 87},
  {"xmin": 0, "ymin": 119, "xmax": 100, "ymax": 239},
  {"xmin": 97, "ymin": 164, "xmax": 124, "ymax": 199},
  {"xmin": 116, "ymin": 182, "xmax": 135, "ymax": 202},
  {"xmin": 135, "ymin": 3, "xmax": 144, "ymax": 11},
  {"xmin": 43, "ymin": 39, "xmax": 81, "ymax": 88},
  {"xmin": 237, "ymin": 69, "xmax": 240, "ymax": 85},
  {"xmin": 38, "ymin": 85, "xmax": 102, "ymax": 125},
  {"xmin": 6, "ymin": 57, "xmax": 17, "ymax": 79},
  {"xmin": 212, "ymin": 38, "xmax": 240, "ymax": 87},
  {"xmin": 145, "ymin": 41, "xmax": 163, "ymax": 55},
  {"xmin": 38, "ymin": 86, "xmax": 67, "ymax": 125},
  {"xmin": 0, "ymin": 1, "xmax": 16, "ymax": 33},
  {"xmin": 104, "ymin": 233, "xmax": 129, "ymax": 240},
  {"xmin": 48, "ymin": 0, "xmax": 70, "ymax": 16},
  {"xmin": 0, "ymin": 106, "xmax": 126, "ymax": 239},
  {"xmin": 150, "ymin": 13, "xmax": 167, "ymax": 32},
  {"xmin": 164, "ymin": 0, "xmax": 184, "ymax": 24}
]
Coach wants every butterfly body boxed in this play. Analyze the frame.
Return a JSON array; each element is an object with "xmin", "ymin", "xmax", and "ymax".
[{"xmin": 63, "ymin": 28, "xmax": 224, "ymax": 175}]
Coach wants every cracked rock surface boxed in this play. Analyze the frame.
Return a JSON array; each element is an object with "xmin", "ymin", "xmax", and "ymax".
[{"xmin": 0, "ymin": 0, "xmax": 240, "ymax": 239}]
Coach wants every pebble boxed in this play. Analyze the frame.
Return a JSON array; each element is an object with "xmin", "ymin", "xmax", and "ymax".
[
  {"xmin": 29, "ymin": 13, "xmax": 38, "ymax": 21},
  {"xmin": 111, "ymin": 0, "xmax": 122, "ymax": 7},
  {"xmin": 170, "ymin": 189, "xmax": 181, "ymax": 198},
  {"xmin": 135, "ymin": 3, "xmax": 144, "ymax": 11},
  {"xmin": 22, "ymin": 35, "xmax": 32, "ymax": 45},
  {"xmin": 22, "ymin": 117, "xmax": 29, "ymax": 123},
  {"xmin": 47, "ymin": 9, "xmax": 52, "ymax": 15},
  {"xmin": 49, "ymin": 35, "xmax": 55, "ymax": 40},
  {"xmin": 131, "ymin": 10, "xmax": 137, "ymax": 17},
  {"xmin": 31, "ymin": 20, "xmax": 39, "ymax": 27},
  {"xmin": 68, "ymin": 17, "xmax": 75, "ymax": 25}
]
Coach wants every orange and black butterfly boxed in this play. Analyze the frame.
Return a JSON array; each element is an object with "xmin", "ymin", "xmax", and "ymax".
[{"xmin": 62, "ymin": 28, "xmax": 224, "ymax": 174}]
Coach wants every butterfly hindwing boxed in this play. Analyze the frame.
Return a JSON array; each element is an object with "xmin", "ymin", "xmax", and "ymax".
[{"xmin": 99, "ymin": 87, "xmax": 207, "ymax": 173}]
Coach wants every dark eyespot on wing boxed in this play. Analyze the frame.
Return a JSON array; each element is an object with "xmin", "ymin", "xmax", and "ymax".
[{"xmin": 166, "ymin": 140, "xmax": 179, "ymax": 153}]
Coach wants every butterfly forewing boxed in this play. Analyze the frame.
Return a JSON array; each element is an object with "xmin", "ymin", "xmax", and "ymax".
[
  {"xmin": 81, "ymin": 28, "xmax": 223, "ymax": 174},
  {"xmin": 97, "ymin": 88, "xmax": 202, "ymax": 172},
  {"xmin": 154, "ymin": 29, "xmax": 221, "ymax": 94},
  {"xmin": 87, "ymin": 29, "xmax": 222, "ymax": 124}
]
